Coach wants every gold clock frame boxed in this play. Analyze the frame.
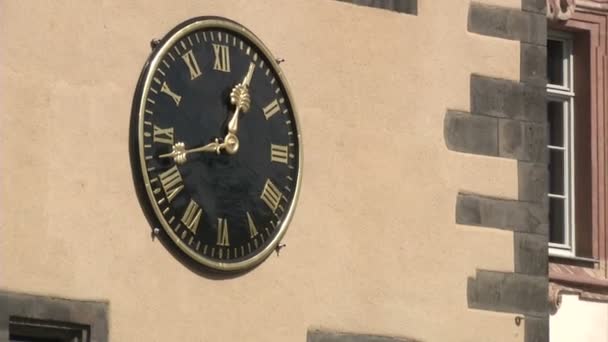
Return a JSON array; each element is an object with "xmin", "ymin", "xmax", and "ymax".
[{"xmin": 136, "ymin": 17, "xmax": 302, "ymax": 272}]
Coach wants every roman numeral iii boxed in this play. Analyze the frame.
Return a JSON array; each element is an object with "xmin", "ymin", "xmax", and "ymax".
[
  {"xmin": 270, "ymin": 144, "xmax": 289, "ymax": 164},
  {"xmin": 217, "ymin": 217, "xmax": 230, "ymax": 246},
  {"xmin": 260, "ymin": 179, "xmax": 283, "ymax": 212},
  {"xmin": 212, "ymin": 44, "xmax": 231, "ymax": 72},
  {"xmin": 181, "ymin": 199, "xmax": 202, "ymax": 234},
  {"xmin": 159, "ymin": 165, "xmax": 184, "ymax": 202},
  {"xmin": 153, "ymin": 125, "xmax": 174, "ymax": 145},
  {"xmin": 181, "ymin": 49, "xmax": 202, "ymax": 80}
]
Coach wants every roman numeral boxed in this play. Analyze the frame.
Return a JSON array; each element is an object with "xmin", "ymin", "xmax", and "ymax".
[
  {"xmin": 181, "ymin": 199, "xmax": 202, "ymax": 234},
  {"xmin": 246, "ymin": 212, "xmax": 259, "ymax": 238},
  {"xmin": 270, "ymin": 144, "xmax": 289, "ymax": 164},
  {"xmin": 160, "ymin": 82, "xmax": 182, "ymax": 106},
  {"xmin": 263, "ymin": 99, "xmax": 280, "ymax": 120},
  {"xmin": 153, "ymin": 125, "xmax": 174, "ymax": 145},
  {"xmin": 260, "ymin": 179, "xmax": 283, "ymax": 212},
  {"xmin": 159, "ymin": 165, "xmax": 184, "ymax": 203},
  {"xmin": 217, "ymin": 217, "xmax": 230, "ymax": 246},
  {"xmin": 212, "ymin": 44, "xmax": 231, "ymax": 72},
  {"xmin": 181, "ymin": 49, "xmax": 202, "ymax": 80}
]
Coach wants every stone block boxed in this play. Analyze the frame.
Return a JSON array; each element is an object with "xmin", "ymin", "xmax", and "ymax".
[
  {"xmin": 444, "ymin": 110, "xmax": 498, "ymax": 156},
  {"xmin": 471, "ymin": 75, "xmax": 545, "ymax": 122},
  {"xmin": 523, "ymin": 84, "xmax": 547, "ymax": 123},
  {"xmin": 499, "ymin": 119, "xmax": 547, "ymax": 162},
  {"xmin": 522, "ymin": 0, "xmax": 547, "ymax": 14},
  {"xmin": 456, "ymin": 193, "xmax": 548, "ymax": 234},
  {"xmin": 521, "ymin": 43, "xmax": 547, "ymax": 86},
  {"xmin": 514, "ymin": 232, "xmax": 548, "ymax": 276},
  {"xmin": 518, "ymin": 162, "xmax": 548, "ymax": 203},
  {"xmin": 525, "ymin": 316, "xmax": 549, "ymax": 342},
  {"xmin": 468, "ymin": 3, "xmax": 546, "ymax": 45},
  {"xmin": 468, "ymin": 270, "xmax": 548, "ymax": 317}
]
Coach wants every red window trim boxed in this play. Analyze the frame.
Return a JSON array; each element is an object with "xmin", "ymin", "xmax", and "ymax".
[{"xmin": 548, "ymin": 2, "xmax": 608, "ymax": 286}]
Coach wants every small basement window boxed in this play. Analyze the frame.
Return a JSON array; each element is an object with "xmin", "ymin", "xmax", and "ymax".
[
  {"xmin": 335, "ymin": 0, "xmax": 418, "ymax": 15},
  {"xmin": 10, "ymin": 316, "xmax": 91, "ymax": 342}
]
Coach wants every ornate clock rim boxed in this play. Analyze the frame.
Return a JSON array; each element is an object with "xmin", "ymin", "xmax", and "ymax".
[{"xmin": 135, "ymin": 17, "xmax": 303, "ymax": 272}]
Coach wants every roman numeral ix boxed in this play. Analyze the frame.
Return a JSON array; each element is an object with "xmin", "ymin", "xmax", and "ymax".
[{"xmin": 153, "ymin": 125, "xmax": 174, "ymax": 145}]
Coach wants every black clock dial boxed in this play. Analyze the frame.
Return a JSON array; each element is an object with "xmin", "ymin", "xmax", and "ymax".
[{"xmin": 131, "ymin": 18, "xmax": 301, "ymax": 272}]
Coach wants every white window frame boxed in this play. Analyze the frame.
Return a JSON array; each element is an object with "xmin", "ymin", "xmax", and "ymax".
[{"xmin": 547, "ymin": 31, "xmax": 576, "ymax": 257}]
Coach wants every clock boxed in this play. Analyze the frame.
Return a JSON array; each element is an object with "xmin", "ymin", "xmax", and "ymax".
[{"xmin": 130, "ymin": 17, "xmax": 302, "ymax": 272}]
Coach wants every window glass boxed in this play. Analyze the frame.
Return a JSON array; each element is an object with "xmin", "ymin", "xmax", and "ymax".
[
  {"xmin": 9, "ymin": 317, "xmax": 88, "ymax": 342},
  {"xmin": 550, "ymin": 198, "xmax": 566, "ymax": 244},
  {"xmin": 548, "ymin": 39, "xmax": 565, "ymax": 86},
  {"xmin": 549, "ymin": 150, "xmax": 565, "ymax": 195},
  {"xmin": 10, "ymin": 337, "xmax": 63, "ymax": 341},
  {"xmin": 548, "ymin": 101, "xmax": 564, "ymax": 146}
]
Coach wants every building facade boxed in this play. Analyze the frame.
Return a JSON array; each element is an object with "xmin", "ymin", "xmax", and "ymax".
[{"xmin": 0, "ymin": 0, "xmax": 601, "ymax": 341}]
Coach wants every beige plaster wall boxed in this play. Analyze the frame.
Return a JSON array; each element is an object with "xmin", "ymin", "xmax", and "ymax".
[
  {"xmin": 1, "ymin": 0, "xmax": 525, "ymax": 341},
  {"xmin": 550, "ymin": 295, "xmax": 608, "ymax": 342}
]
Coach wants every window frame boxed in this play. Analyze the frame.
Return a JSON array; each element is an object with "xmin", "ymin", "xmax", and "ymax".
[{"xmin": 547, "ymin": 31, "xmax": 577, "ymax": 257}]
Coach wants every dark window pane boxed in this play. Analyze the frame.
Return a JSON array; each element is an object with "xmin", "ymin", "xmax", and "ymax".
[
  {"xmin": 548, "ymin": 39, "xmax": 564, "ymax": 85},
  {"xmin": 10, "ymin": 336, "xmax": 63, "ymax": 342},
  {"xmin": 549, "ymin": 149, "xmax": 565, "ymax": 195},
  {"xmin": 10, "ymin": 317, "xmax": 88, "ymax": 342},
  {"xmin": 336, "ymin": 0, "xmax": 418, "ymax": 14},
  {"xmin": 548, "ymin": 101, "xmax": 564, "ymax": 146},
  {"xmin": 550, "ymin": 198, "xmax": 566, "ymax": 244}
]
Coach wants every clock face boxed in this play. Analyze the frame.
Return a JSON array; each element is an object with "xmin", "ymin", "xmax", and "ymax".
[{"xmin": 131, "ymin": 17, "xmax": 301, "ymax": 272}]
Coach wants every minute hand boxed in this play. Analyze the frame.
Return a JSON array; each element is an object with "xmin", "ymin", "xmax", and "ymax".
[{"xmin": 227, "ymin": 62, "xmax": 255, "ymax": 135}]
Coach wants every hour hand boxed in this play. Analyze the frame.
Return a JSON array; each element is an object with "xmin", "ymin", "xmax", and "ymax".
[{"xmin": 158, "ymin": 140, "xmax": 222, "ymax": 164}]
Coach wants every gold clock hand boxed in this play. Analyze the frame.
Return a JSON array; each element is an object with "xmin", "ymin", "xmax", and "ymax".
[
  {"xmin": 158, "ymin": 140, "xmax": 224, "ymax": 164},
  {"xmin": 159, "ymin": 64, "xmax": 255, "ymax": 161},
  {"xmin": 224, "ymin": 62, "xmax": 255, "ymax": 154}
]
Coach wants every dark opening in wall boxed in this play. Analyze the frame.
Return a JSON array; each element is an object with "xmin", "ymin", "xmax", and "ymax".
[
  {"xmin": 336, "ymin": 0, "xmax": 418, "ymax": 15},
  {"xmin": 10, "ymin": 316, "xmax": 91, "ymax": 342},
  {"xmin": 0, "ymin": 291, "xmax": 108, "ymax": 342}
]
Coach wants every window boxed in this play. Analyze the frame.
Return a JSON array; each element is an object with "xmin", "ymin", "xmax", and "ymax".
[
  {"xmin": 547, "ymin": 31, "xmax": 576, "ymax": 256},
  {"xmin": 0, "ymin": 291, "xmax": 108, "ymax": 342},
  {"xmin": 546, "ymin": 1, "xmax": 608, "ymax": 297},
  {"xmin": 335, "ymin": 0, "xmax": 418, "ymax": 15},
  {"xmin": 547, "ymin": 22, "xmax": 601, "ymax": 263},
  {"xmin": 10, "ymin": 316, "xmax": 90, "ymax": 342}
]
